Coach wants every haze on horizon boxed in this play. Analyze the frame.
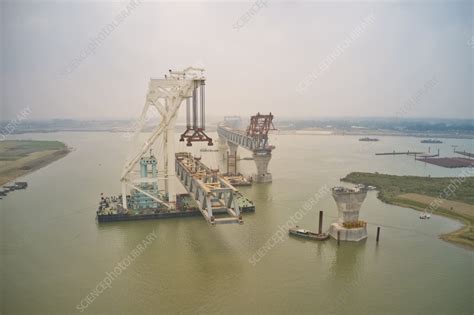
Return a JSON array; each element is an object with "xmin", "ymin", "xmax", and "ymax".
[{"xmin": 1, "ymin": 0, "xmax": 472, "ymax": 121}]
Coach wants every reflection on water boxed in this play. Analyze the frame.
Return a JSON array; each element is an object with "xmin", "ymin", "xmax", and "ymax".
[{"xmin": 1, "ymin": 132, "xmax": 472, "ymax": 314}]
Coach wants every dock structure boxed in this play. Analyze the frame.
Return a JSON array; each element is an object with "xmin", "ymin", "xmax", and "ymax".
[
  {"xmin": 175, "ymin": 152, "xmax": 243, "ymax": 225},
  {"xmin": 217, "ymin": 113, "xmax": 276, "ymax": 183},
  {"xmin": 375, "ymin": 151, "xmax": 424, "ymax": 156},
  {"xmin": 454, "ymin": 150, "xmax": 474, "ymax": 158},
  {"xmin": 415, "ymin": 157, "xmax": 474, "ymax": 168},
  {"xmin": 417, "ymin": 154, "xmax": 439, "ymax": 158}
]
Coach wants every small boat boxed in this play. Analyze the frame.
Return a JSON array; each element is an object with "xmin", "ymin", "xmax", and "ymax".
[
  {"xmin": 14, "ymin": 182, "xmax": 28, "ymax": 189},
  {"xmin": 289, "ymin": 226, "xmax": 329, "ymax": 241},
  {"xmin": 359, "ymin": 137, "xmax": 379, "ymax": 142},
  {"xmin": 419, "ymin": 213, "xmax": 431, "ymax": 219},
  {"xmin": 421, "ymin": 139, "xmax": 442, "ymax": 144}
]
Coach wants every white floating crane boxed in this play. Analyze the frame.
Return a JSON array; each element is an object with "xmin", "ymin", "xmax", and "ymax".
[{"xmin": 120, "ymin": 67, "xmax": 212, "ymax": 210}]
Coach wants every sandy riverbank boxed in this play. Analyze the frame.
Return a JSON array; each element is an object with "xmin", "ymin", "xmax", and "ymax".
[
  {"xmin": 0, "ymin": 140, "xmax": 70, "ymax": 186},
  {"xmin": 392, "ymin": 194, "xmax": 473, "ymax": 249}
]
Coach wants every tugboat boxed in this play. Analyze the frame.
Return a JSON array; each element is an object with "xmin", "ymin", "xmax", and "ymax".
[{"xmin": 289, "ymin": 226, "xmax": 329, "ymax": 241}]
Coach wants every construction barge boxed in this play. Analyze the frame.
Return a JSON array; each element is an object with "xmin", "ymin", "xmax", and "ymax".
[
  {"xmin": 97, "ymin": 152, "xmax": 255, "ymax": 223},
  {"xmin": 289, "ymin": 227, "xmax": 329, "ymax": 241},
  {"xmin": 97, "ymin": 68, "xmax": 259, "ymax": 225},
  {"xmin": 359, "ymin": 137, "xmax": 379, "ymax": 142},
  {"xmin": 0, "ymin": 181, "xmax": 28, "ymax": 198},
  {"xmin": 97, "ymin": 193, "xmax": 255, "ymax": 223},
  {"xmin": 420, "ymin": 139, "xmax": 443, "ymax": 144}
]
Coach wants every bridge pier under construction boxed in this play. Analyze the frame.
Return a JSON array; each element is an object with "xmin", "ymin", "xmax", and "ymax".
[
  {"xmin": 252, "ymin": 152, "xmax": 272, "ymax": 183},
  {"xmin": 217, "ymin": 113, "xmax": 276, "ymax": 183}
]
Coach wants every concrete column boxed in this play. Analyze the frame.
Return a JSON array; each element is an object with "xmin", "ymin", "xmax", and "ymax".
[
  {"xmin": 252, "ymin": 152, "xmax": 272, "ymax": 183},
  {"xmin": 227, "ymin": 141, "xmax": 238, "ymax": 175},
  {"xmin": 227, "ymin": 141, "xmax": 238, "ymax": 157},
  {"xmin": 217, "ymin": 136, "xmax": 228, "ymax": 160},
  {"xmin": 328, "ymin": 189, "xmax": 368, "ymax": 242}
]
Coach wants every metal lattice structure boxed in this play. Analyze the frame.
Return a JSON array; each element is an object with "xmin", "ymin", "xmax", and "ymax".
[
  {"xmin": 217, "ymin": 113, "xmax": 276, "ymax": 182},
  {"xmin": 175, "ymin": 152, "xmax": 242, "ymax": 225},
  {"xmin": 97, "ymin": 67, "xmax": 255, "ymax": 225},
  {"xmin": 121, "ymin": 67, "xmax": 210, "ymax": 210},
  {"xmin": 246, "ymin": 112, "xmax": 276, "ymax": 150}
]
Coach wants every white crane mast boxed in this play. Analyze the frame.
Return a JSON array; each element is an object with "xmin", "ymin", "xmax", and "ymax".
[{"xmin": 120, "ymin": 67, "xmax": 206, "ymax": 210}]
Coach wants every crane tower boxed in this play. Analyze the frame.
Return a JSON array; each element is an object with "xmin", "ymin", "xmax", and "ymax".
[{"xmin": 120, "ymin": 67, "xmax": 212, "ymax": 211}]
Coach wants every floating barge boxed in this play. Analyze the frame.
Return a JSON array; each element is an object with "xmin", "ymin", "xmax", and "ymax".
[
  {"xmin": 359, "ymin": 137, "xmax": 379, "ymax": 142},
  {"xmin": 102, "ymin": 68, "xmax": 256, "ymax": 225},
  {"xmin": 222, "ymin": 174, "xmax": 252, "ymax": 186},
  {"xmin": 289, "ymin": 226, "xmax": 329, "ymax": 241},
  {"xmin": 97, "ymin": 192, "xmax": 255, "ymax": 223},
  {"xmin": 421, "ymin": 139, "xmax": 442, "ymax": 144},
  {"xmin": 288, "ymin": 211, "xmax": 329, "ymax": 242},
  {"xmin": 3, "ymin": 182, "xmax": 28, "ymax": 191},
  {"xmin": 0, "ymin": 181, "xmax": 28, "ymax": 198}
]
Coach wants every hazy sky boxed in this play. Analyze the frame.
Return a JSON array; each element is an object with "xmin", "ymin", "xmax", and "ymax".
[{"xmin": 1, "ymin": 0, "xmax": 473, "ymax": 120}]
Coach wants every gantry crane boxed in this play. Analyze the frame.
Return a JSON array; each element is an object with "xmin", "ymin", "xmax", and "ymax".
[{"xmin": 120, "ymin": 67, "xmax": 212, "ymax": 210}]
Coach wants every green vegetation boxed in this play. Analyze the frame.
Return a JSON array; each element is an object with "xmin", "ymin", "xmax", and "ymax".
[
  {"xmin": 0, "ymin": 140, "xmax": 66, "ymax": 161},
  {"xmin": 342, "ymin": 172, "xmax": 474, "ymax": 249},
  {"xmin": 342, "ymin": 172, "xmax": 474, "ymax": 205}
]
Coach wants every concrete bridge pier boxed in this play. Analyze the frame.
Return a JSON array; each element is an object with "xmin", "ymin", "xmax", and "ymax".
[
  {"xmin": 217, "ymin": 136, "xmax": 228, "ymax": 160},
  {"xmin": 227, "ymin": 141, "xmax": 238, "ymax": 157},
  {"xmin": 227, "ymin": 141, "xmax": 239, "ymax": 174},
  {"xmin": 252, "ymin": 152, "xmax": 272, "ymax": 183}
]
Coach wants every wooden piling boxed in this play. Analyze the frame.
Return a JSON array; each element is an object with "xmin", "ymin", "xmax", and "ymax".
[
  {"xmin": 337, "ymin": 231, "xmax": 340, "ymax": 245},
  {"xmin": 318, "ymin": 210, "xmax": 323, "ymax": 234},
  {"xmin": 376, "ymin": 227, "xmax": 381, "ymax": 242}
]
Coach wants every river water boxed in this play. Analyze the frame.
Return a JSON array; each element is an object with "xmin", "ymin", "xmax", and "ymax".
[{"xmin": 1, "ymin": 132, "xmax": 473, "ymax": 314}]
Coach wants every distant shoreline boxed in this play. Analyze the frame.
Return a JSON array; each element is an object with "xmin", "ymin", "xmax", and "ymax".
[
  {"xmin": 276, "ymin": 129, "xmax": 474, "ymax": 140},
  {"xmin": 0, "ymin": 141, "xmax": 70, "ymax": 186},
  {"xmin": 8, "ymin": 128, "xmax": 474, "ymax": 140}
]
